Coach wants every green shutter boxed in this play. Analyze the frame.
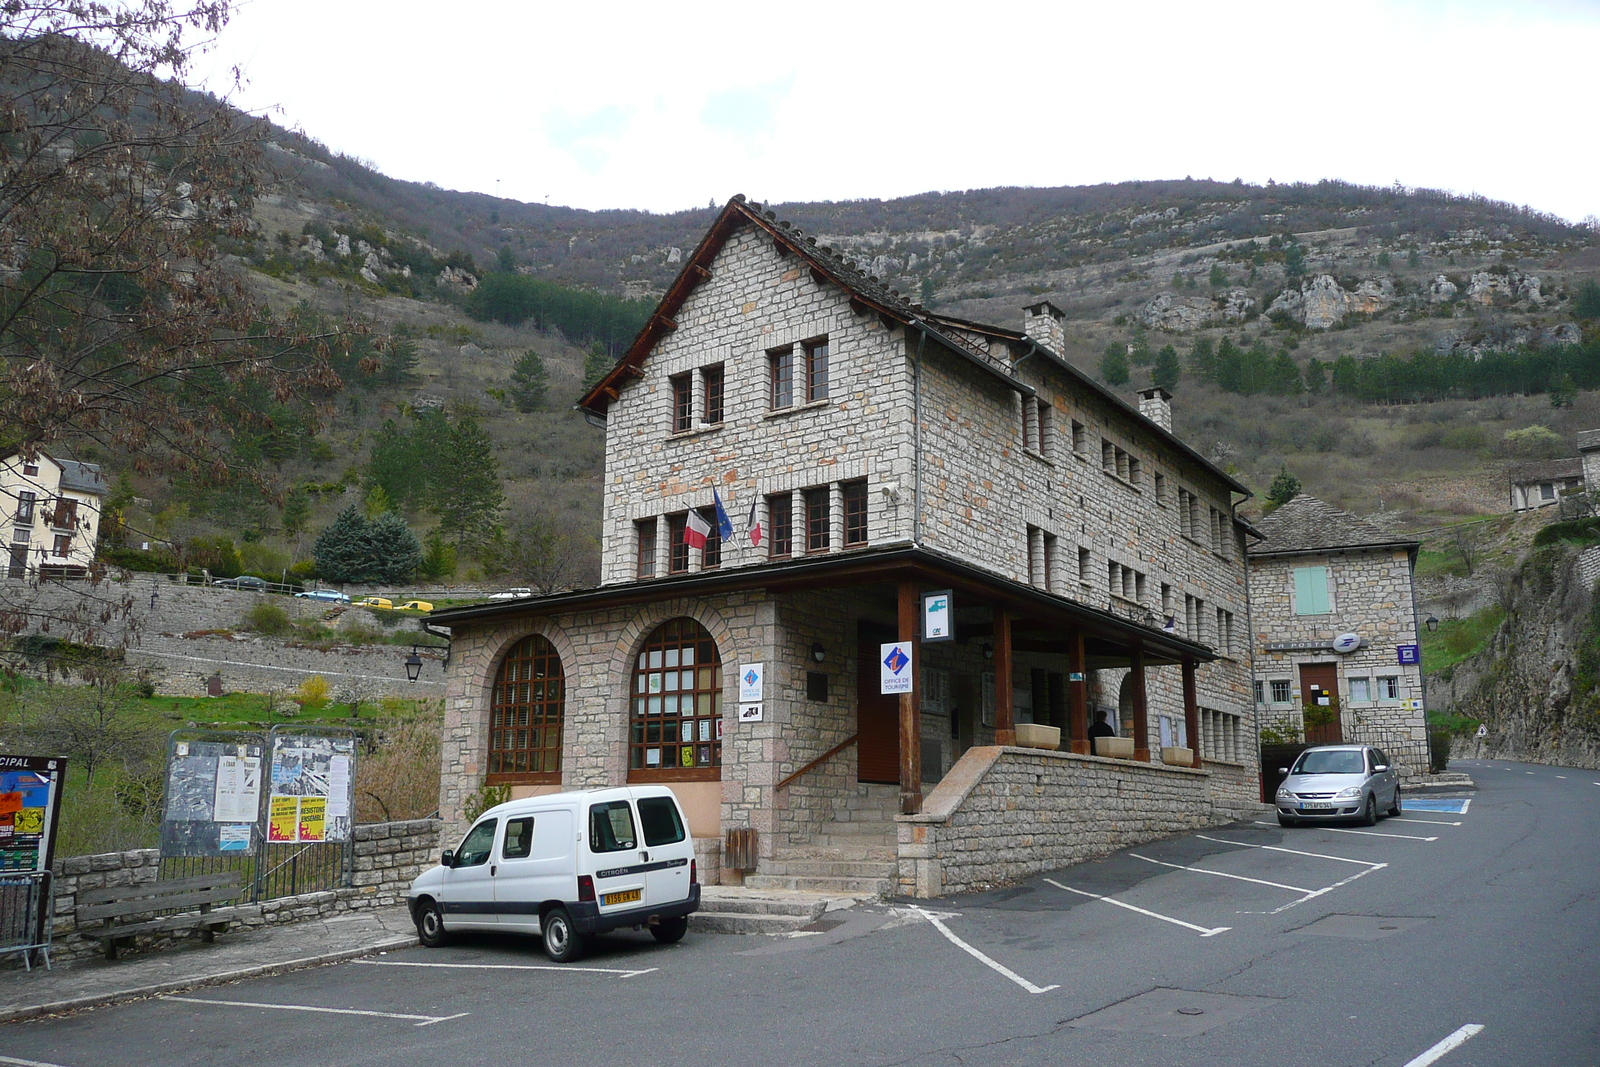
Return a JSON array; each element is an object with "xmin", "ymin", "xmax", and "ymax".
[{"xmin": 1294, "ymin": 566, "xmax": 1330, "ymax": 615}]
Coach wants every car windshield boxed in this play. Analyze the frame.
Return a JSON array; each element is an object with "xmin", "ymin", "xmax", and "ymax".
[{"xmin": 1294, "ymin": 750, "xmax": 1365, "ymax": 775}]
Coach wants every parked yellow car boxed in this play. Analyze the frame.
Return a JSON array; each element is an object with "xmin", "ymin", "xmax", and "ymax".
[
  {"xmin": 397, "ymin": 600, "xmax": 434, "ymax": 612},
  {"xmin": 355, "ymin": 596, "xmax": 394, "ymax": 609}
]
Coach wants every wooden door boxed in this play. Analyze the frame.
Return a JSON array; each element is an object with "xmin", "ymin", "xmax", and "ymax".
[
  {"xmin": 856, "ymin": 637, "xmax": 900, "ymax": 784},
  {"xmin": 1299, "ymin": 663, "xmax": 1343, "ymax": 744},
  {"xmin": 7, "ymin": 545, "xmax": 26, "ymax": 579}
]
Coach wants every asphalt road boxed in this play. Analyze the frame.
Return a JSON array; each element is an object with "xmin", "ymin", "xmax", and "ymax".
[{"xmin": 6, "ymin": 758, "xmax": 1598, "ymax": 1067}]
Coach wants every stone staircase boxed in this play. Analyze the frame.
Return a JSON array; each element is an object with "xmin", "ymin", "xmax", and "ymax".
[
  {"xmin": 741, "ymin": 784, "xmax": 900, "ymax": 897},
  {"xmin": 689, "ymin": 886, "xmax": 862, "ymax": 935}
]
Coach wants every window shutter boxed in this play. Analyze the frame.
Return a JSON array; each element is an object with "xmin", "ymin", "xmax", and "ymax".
[{"xmin": 1294, "ymin": 566, "xmax": 1330, "ymax": 614}]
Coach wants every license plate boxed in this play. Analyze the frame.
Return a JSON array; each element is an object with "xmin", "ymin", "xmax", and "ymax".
[
  {"xmin": 1300, "ymin": 802, "xmax": 1333, "ymax": 811},
  {"xmin": 603, "ymin": 888, "xmax": 642, "ymax": 906}
]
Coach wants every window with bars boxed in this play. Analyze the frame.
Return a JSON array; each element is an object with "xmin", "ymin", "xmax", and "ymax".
[
  {"xmin": 668, "ymin": 513, "xmax": 689, "ymax": 573},
  {"xmin": 488, "ymin": 634, "xmax": 565, "ymax": 783},
  {"xmin": 1377, "ymin": 675, "xmax": 1400, "ymax": 700},
  {"xmin": 1253, "ymin": 680, "xmax": 1265, "ymax": 705},
  {"xmin": 1270, "ymin": 678, "xmax": 1292, "ymax": 703},
  {"xmin": 636, "ymin": 519, "xmax": 657, "ymax": 579},
  {"xmin": 805, "ymin": 487, "xmax": 830, "ymax": 553},
  {"xmin": 767, "ymin": 494, "xmax": 793, "ymax": 558},
  {"xmin": 804, "ymin": 337, "xmax": 829, "ymax": 402},
  {"xmin": 702, "ymin": 364, "xmax": 724, "ymax": 425},
  {"xmin": 770, "ymin": 346, "xmax": 794, "ymax": 409},
  {"xmin": 842, "ymin": 480, "xmax": 868, "ymax": 546},
  {"xmin": 629, "ymin": 618, "xmax": 722, "ymax": 777},
  {"xmin": 670, "ymin": 373, "xmax": 692, "ymax": 432}
]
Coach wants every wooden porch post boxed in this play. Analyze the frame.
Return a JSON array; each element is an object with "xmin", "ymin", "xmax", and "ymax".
[
  {"xmin": 993, "ymin": 610, "xmax": 1015, "ymax": 746},
  {"xmin": 1068, "ymin": 631, "xmax": 1089, "ymax": 755},
  {"xmin": 897, "ymin": 581, "xmax": 922, "ymax": 815},
  {"xmin": 1182, "ymin": 655, "xmax": 1203, "ymax": 769},
  {"xmin": 1131, "ymin": 641, "xmax": 1150, "ymax": 762}
]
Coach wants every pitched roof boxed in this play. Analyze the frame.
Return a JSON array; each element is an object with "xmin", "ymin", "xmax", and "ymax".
[
  {"xmin": 1250, "ymin": 494, "xmax": 1418, "ymax": 556},
  {"xmin": 576, "ymin": 195, "xmax": 1250, "ymax": 497},
  {"xmin": 57, "ymin": 459, "xmax": 106, "ymax": 495},
  {"xmin": 1508, "ymin": 457, "xmax": 1582, "ymax": 483}
]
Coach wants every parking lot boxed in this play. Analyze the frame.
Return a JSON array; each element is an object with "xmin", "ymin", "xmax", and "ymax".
[{"xmin": 5, "ymin": 760, "xmax": 1598, "ymax": 1067}]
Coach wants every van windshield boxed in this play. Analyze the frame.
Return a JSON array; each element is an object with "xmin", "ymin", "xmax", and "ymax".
[
  {"xmin": 589, "ymin": 801, "xmax": 637, "ymax": 853},
  {"xmin": 638, "ymin": 796, "xmax": 686, "ymax": 846},
  {"xmin": 1293, "ymin": 750, "xmax": 1365, "ymax": 775}
]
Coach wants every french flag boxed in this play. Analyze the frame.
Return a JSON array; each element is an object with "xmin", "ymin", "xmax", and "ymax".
[
  {"xmin": 684, "ymin": 509, "xmax": 711, "ymax": 550},
  {"xmin": 746, "ymin": 497, "xmax": 762, "ymax": 547}
]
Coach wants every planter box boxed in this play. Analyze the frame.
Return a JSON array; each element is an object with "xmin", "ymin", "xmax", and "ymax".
[
  {"xmin": 1094, "ymin": 736, "xmax": 1135, "ymax": 759},
  {"xmin": 1014, "ymin": 723, "xmax": 1061, "ymax": 751},
  {"xmin": 1162, "ymin": 746, "xmax": 1195, "ymax": 767}
]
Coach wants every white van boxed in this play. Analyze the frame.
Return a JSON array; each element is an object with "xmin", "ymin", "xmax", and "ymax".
[{"xmin": 407, "ymin": 785, "xmax": 700, "ymax": 962}]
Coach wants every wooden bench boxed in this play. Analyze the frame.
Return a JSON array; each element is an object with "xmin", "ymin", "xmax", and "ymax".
[{"xmin": 76, "ymin": 872, "xmax": 242, "ymax": 960}]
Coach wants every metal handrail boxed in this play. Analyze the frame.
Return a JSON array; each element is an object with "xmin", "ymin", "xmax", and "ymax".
[{"xmin": 775, "ymin": 734, "xmax": 858, "ymax": 792}]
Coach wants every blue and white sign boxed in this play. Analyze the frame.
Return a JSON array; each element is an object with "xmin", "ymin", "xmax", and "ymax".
[
  {"xmin": 738, "ymin": 663, "xmax": 764, "ymax": 703},
  {"xmin": 922, "ymin": 589, "xmax": 953, "ymax": 643},
  {"xmin": 880, "ymin": 642, "xmax": 914, "ymax": 695},
  {"xmin": 1396, "ymin": 644, "xmax": 1421, "ymax": 666}
]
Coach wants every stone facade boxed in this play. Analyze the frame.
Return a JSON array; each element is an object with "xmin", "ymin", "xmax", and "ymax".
[
  {"xmin": 25, "ymin": 819, "xmax": 440, "ymax": 967},
  {"xmin": 433, "ymin": 198, "xmax": 1261, "ymax": 888}
]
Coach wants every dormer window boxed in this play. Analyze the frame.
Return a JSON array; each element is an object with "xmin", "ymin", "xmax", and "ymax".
[{"xmin": 22, "ymin": 463, "xmax": 38, "ymax": 476}]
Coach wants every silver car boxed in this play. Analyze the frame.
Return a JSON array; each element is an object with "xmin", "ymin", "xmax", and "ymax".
[{"xmin": 1274, "ymin": 744, "xmax": 1402, "ymax": 827}]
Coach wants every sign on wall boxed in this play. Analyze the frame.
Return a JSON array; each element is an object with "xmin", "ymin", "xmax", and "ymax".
[
  {"xmin": 922, "ymin": 590, "xmax": 953, "ymax": 642},
  {"xmin": 1396, "ymin": 644, "xmax": 1421, "ymax": 665},
  {"xmin": 880, "ymin": 642, "xmax": 914, "ymax": 695},
  {"xmin": 738, "ymin": 703, "xmax": 763, "ymax": 723},
  {"xmin": 738, "ymin": 663, "xmax": 764, "ymax": 703},
  {"xmin": 0, "ymin": 755, "xmax": 65, "ymax": 873}
]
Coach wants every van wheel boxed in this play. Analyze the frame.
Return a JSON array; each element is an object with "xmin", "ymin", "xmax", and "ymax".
[
  {"xmin": 651, "ymin": 916, "xmax": 688, "ymax": 944},
  {"xmin": 415, "ymin": 900, "xmax": 449, "ymax": 948},
  {"xmin": 542, "ymin": 907, "xmax": 586, "ymax": 963}
]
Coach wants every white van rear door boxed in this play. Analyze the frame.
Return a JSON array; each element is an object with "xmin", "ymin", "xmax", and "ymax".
[
  {"xmin": 494, "ymin": 809, "xmax": 574, "ymax": 933},
  {"xmin": 634, "ymin": 793, "xmax": 693, "ymax": 907},
  {"xmin": 587, "ymin": 799, "xmax": 648, "ymax": 913}
]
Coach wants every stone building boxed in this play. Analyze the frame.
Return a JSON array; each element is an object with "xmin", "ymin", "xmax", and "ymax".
[
  {"xmin": 1247, "ymin": 494, "xmax": 1428, "ymax": 775},
  {"xmin": 429, "ymin": 196, "xmax": 1261, "ymax": 896},
  {"xmin": 1, "ymin": 452, "xmax": 106, "ymax": 579},
  {"xmin": 1508, "ymin": 458, "xmax": 1583, "ymax": 513}
]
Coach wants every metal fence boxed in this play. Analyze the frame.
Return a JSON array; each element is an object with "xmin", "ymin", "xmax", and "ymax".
[
  {"xmin": 1342, "ymin": 718, "xmax": 1436, "ymax": 776},
  {"xmin": 159, "ymin": 840, "xmax": 352, "ymax": 904},
  {"xmin": 0, "ymin": 871, "xmax": 54, "ymax": 970}
]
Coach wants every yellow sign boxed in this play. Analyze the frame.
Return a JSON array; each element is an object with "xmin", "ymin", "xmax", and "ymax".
[
  {"xmin": 680, "ymin": 746, "xmax": 695, "ymax": 768},
  {"xmin": 298, "ymin": 797, "xmax": 326, "ymax": 842},
  {"xmin": 13, "ymin": 807, "xmax": 43, "ymax": 835},
  {"xmin": 268, "ymin": 796, "xmax": 299, "ymax": 842}
]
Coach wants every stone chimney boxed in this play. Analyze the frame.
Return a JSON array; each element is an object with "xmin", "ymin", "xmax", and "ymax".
[
  {"xmin": 1137, "ymin": 386, "xmax": 1172, "ymax": 431},
  {"xmin": 1021, "ymin": 300, "xmax": 1066, "ymax": 355}
]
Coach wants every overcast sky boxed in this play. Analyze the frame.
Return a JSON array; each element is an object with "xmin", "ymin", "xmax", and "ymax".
[{"xmin": 190, "ymin": 0, "xmax": 1600, "ymax": 222}]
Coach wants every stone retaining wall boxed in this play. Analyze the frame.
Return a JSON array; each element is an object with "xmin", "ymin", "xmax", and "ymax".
[
  {"xmin": 896, "ymin": 746, "xmax": 1249, "ymax": 898},
  {"xmin": 26, "ymin": 819, "xmax": 440, "ymax": 966}
]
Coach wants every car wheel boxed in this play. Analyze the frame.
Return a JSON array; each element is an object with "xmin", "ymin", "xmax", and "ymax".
[
  {"xmin": 542, "ymin": 906, "xmax": 586, "ymax": 963},
  {"xmin": 1277, "ymin": 813, "xmax": 1297, "ymax": 827},
  {"xmin": 1388, "ymin": 786, "xmax": 1402, "ymax": 817},
  {"xmin": 1361, "ymin": 794, "xmax": 1378, "ymax": 826},
  {"xmin": 415, "ymin": 899, "xmax": 449, "ymax": 948},
  {"xmin": 651, "ymin": 916, "xmax": 689, "ymax": 944}
]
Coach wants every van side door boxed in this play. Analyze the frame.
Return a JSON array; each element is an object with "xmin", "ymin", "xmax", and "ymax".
[
  {"xmin": 495, "ymin": 809, "xmax": 575, "ymax": 933},
  {"xmin": 588, "ymin": 799, "xmax": 648, "ymax": 914},
  {"xmin": 440, "ymin": 816, "xmax": 500, "ymax": 928},
  {"xmin": 635, "ymin": 793, "xmax": 693, "ymax": 907}
]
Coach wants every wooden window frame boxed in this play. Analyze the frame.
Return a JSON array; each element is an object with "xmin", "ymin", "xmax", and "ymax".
[
  {"xmin": 14, "ymin": 491, "xmax": 34, "ymax": 525},
  {"xmin": 51, "ymin": 533, "xmax": 70, "ymax": 557},
  {"xmin": 702, "ymin": 364, "xmax": 724, "ymax": 425},
  {"xmin": 699, "ymin": 507, "xmax": 721, "ymax": 569},
  {"xmin": 769, "ymin": 346, "xmax": 795, "ymax": 409},
  {"xmin": 628, "ymin": 618, "xmax": 722, "ymax": 781},
  {"xmin": 670, "ymin": 373, "xmax": 692, "ymax": 433},
  {"xmin": 804, "ymin": 487, "xmax": 830, "ymax": 553},
  {"xmin": 842, "ymin": 480, "xmax": 868, "ymax": 546},
  {"xmin": 767, "ymin": 494, "xmax": 793, "ymax": 558},
  {"xmin": 486, "ymin": 634, "xmax": 565, "ymax": 785},
  {"xmin": 804, "ymin": 336, "xmax": 829, "ymax": 403},
  {"xmin": 667, "ymin": 513, "xmax": 689, "ymax": 574},
  {"xmin": 635, "ymin": 518, "xmax": 657, "ymax": 579}
]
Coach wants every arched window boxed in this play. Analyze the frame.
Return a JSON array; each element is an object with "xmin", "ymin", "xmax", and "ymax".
[
  {"xmin": 629, "ymin": 618, "xmax": 721, "ymax": 779},
  {"xmin": 488, "ymin": 634, "xmax": 564, "ymax": 784}
]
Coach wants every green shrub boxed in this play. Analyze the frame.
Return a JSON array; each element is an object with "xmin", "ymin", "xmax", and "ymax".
[
  {"xmin": 241, "ymin": 602, "xmax": 292, "ymax": 636},
  {"xmin": 1532, "ymin": 518, "xmax": 1600, "ymax": 547}
]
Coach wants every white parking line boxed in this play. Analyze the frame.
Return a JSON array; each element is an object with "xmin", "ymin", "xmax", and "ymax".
[
  {"xmin": 0, "ymin": 1056, "xmax": 74, "ymax": 1067},
  {"xmin": 1196, "ymin": 834, "xmax": 1380, "ymax": 866},
  {"xmin": 163, "ymin": 995, "xmax": 468, "ymax": 1027},
  {"xmin": 1253, "ymin": 821, "xmax": 1439, "ymax": 842},
  {"xmin": 1129, "ymin": 853, "xmax": 1313, "ymax": 893},
  {"xmin": 907, "ymin": 905, "xmax": 1059, "ymax": 994},
  {"xmin": 1044, "ymin": 878, "xmax": 1231, "ymax": 936},
  {"xmin": 1403, "ymin": 1023, "xmax": 1485, "ymax": 1066},
  {"xmin": 353, "ymin": 959, "xmax": 658, "ymax": 978},
  {"xmin": 1556, "ymin": 776, "xmax": 1567, "ymax": 779},
  {"xmin": 1193, "ymin": 834, "xmax": 1388, "ymax": 915}
]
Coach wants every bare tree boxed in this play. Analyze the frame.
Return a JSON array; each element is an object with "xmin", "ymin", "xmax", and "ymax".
[
  {"xmin": 1451, "ymin": 523, "xmax": 1486, "ymax": 577},
  {"xmin": 10, "ymin": 664, "xmax": 161, "ymax": 784},
  {"xmin": 482, "ymin": 507, "xmax": 597, "ymax": 594}
]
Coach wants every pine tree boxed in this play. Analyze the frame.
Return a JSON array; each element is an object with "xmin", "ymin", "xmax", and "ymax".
[
  {"xmin": 583, "ymin": 342, "xmax": 612, "ymax": 390},
  {"xmin": 282, "ymin": 486, "xmax": 311, "ymax": 543},
  {"xmin": 367, "ymin": 511, "xmax": 423, "ymax": 583},
  {"xmin": 1266, "ymin": 467, "xmax": 1302, "ymax": 510},
  {"xmin": 1188, "ymin": 337, "xmax": 1217, "ymax": 382},
  {"xmin": 1302, "ymin": 358, "xmax": 1327, "ymax": 395},
  {"xmin": 1099, "ymin": 344, "xmax": 1130, "ymax": 386},
  {"xmin": 313, "ymin": 505, "xmax": 375, "ymax": 583},
  {"xmin": 509, "ymin": 349, "xmax": 549, "ymax": 412},
  {"xmin": 363, "ymin": 484, "xmax": 393, "ymax": 519},
  {"xmin": 1152, "ymin": 346, "xmax": 1182, "ymax": 391},
  {"xmin": 433, "ymin": 411, "xmax": 504, "ymax": 544}
]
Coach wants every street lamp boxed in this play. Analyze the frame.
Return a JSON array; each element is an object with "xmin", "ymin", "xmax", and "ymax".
[
  {"xmin": 404, "ymin": 646, "xmax": 424, "ymax": 683},
  {"xmin": 811, "ymin": 641, "xmax": 826, "ymax": 663},
  {"xmin": 1425, "ymin": 615, "xmax": 1439, "ymax": 633}
]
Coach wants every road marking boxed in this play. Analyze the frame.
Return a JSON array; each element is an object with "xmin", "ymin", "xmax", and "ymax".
[
  {"xmin": 353, "ymin": 959, "xmax": 658, "ymax": 978},
  {"xmin": 0, "ymin": 1056, "xmax": 74, "ymax": 1067},
  {"xmin": 1252, "ymin": 821, "xmax": 1438, "ymax": 842},
  {"xmin": 1557, "ymin": 775, "xmax": 1567, "ymax": 779},
  {"xmin": 1526, "ymin": 771, "xmax": 1534, "ymax": 775},
  {"xmin": 1260, "ymin": 863, "xmax": 1388, "ymax": 915},
  {"xmin": 1196, "ymin": 834, "xmax": 1380, "ymax": 867},
  {"xmin": 1130, "ymin": 853, "xmax": 1313, "ymax": 893},
  {"xmin": 163, "ymin": 995, "xmax": 469, "ymax": 1027},
  {"xmin": 1402, "ymin": 1023, "xmax": 1485, "ymax": 1067},
  {"xmin": 906, "ymin": 904, "xmax": 1058, "ymax": 994},
  {"xmin": 1044, "ymin": 878, "xmax": 1230, "ymax": 937},
  {"xmin": 1402, "ymin": 818, "xmax": 1463, "ymax": 826},
  {"xmin": 1402, "ymin": 798, "xmax": 1470, "ymax": 814}
]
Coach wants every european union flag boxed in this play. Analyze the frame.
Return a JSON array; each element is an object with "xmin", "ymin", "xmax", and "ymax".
[{"xmin": 712, "ymin": 489, "xmax": 734, "ymax": 540}]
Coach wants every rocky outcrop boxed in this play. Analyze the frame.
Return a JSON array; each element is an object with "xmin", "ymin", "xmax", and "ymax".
[
  {"xmin": 1466, "ymin": 267, "xmax": 1541, "ymax": 306},
  {"xmin": 1269, "ymin": 274, "xmax": 1393, "ymax": 329},
  {"xmin": 436, "ymin": 265, "xmax": 477, "ymax": 293},
  {"xmin": 1428, "ymin": 274, "xmax": 1459, "ymax": 302},
  {"xmin": 1137, "ymin": 287, "xmax": 1257, "ymax": 332},
  {"xmin": 1435, "ymin": 322, "xmax": 1582, "ymax": 357}
]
